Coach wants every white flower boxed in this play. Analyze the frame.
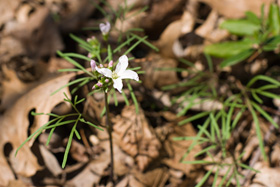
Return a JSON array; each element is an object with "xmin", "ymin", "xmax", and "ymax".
[
  {"xmin": 99, "ymin": 21, "xmax": 111, "ymax": 35},
  {"xmin": 96, "ymin": 55, "xmax": 139, "ymax": 93}
]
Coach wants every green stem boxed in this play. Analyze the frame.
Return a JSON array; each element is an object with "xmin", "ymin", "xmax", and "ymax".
[{"xmin": 104, "ymin": 91, "xmax": 115, "ymax": 185}]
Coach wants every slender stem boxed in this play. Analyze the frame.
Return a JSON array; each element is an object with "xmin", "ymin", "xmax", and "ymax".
[{"xmin": 104, "ymin": 91, "xmax": 115, "ymax": 185}]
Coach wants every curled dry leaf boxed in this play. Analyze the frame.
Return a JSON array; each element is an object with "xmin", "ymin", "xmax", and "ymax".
[
  {"xmin": 0, "ymin": 73, "xmax": 75, "ymax": 186},
  {"xmin": 156, "ymin": 11, "xmax": 195, "ymax": 58},
  {"xmin": 112, "ymin": 105, "xmax": 161, "ymax": 171}
]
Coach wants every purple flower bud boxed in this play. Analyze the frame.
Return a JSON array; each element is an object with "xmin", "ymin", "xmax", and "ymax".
[
  {"xmin": 108, "ymin": 60, "xmax": 113, "ymax": 68},
  {"xmin": 97, "ymin": 82, "xmax": 103, "ymax": 87},
  {"xmin": 105, "ymin": 79, "xmax": 109, "ymax": 83},
  {"xmin": 88, "ymin": 53, "xmax": 92, "ymax": 58},
  {"xmin": 90, "ymin": 60, "xmax": 96, "ymax": 71},
  {"xmin": 99, "ymin": 21, "xmax": 111, "ymax": 35}
]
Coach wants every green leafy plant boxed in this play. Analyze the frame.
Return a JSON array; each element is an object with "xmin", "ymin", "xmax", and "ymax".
[
  {"xmin": 162, "ymin": 54, "xmax": 280, "ymax": 186},
  {"xmin": 204, "ymin": 3, "xmax": 280, "ymax": 68}
]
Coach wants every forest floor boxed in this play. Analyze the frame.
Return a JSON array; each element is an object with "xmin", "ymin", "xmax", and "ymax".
[{"xmin": 1, "ymin": 0, "xmax": 280, "ymax": 187}]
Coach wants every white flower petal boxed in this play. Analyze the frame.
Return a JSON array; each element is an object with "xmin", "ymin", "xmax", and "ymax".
[
  {"xmin": 113, "ymin": 78, "xmax": 123, "ymax": 93},
  {"xmin": 96, "ymin": 67, "xmax": 112, "ymax": 78},
  {"xmin": 115, "ymin": 55, "xmax": 128, "ymax": 74},
  {"xmin": 120, "ymin": 70, "xmax": 139, "ymax": 81}
]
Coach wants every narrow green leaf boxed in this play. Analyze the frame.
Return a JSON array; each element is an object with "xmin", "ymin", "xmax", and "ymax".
[
  {"xmin": 245, "ymin": 11, "xmax": 261, "ymax": 25},
  {"xmin": 195, "ymin": 167, "xmax": 213, "ymax": 187},
  {"xmin": 74, "ymin": 129, "xmax": 81, "ymax": 140},
  {"xmin": 63, "ymin": 53, "xmax": 91, "ymax": 61},
  {"xmin": 80, "ymin": 118, "xmax": 103, "ymax": 131},
  {"xmin": 218, "ymin": 166, "xmax": 232, "ymax": 187},
  {"xmin": 238, "ymin": 163, "xmax": 260, "ymax": 173},
  {"xmin": 251, "ymin": 101, "xmax": 279, "ymax": 128},
  {"xmin": 210, "ymin": 113, "xmax": 221, "ymax": 138},
  {"xmin": 251, "ymin": 91, "xmax": 263, "ymax": 104},
  {"xmin": 127, "ymin": 82, "xmax": 139, "ymax": 114},
  {"xmin": 249, "ymin": 102, "xmax": 267, "ymax": 160},
  {"xmin": 220, "ymin": 49, "xmax": 255, "ymax": 68},
  {"xmin": 51, "ymin": 77, "xmax": 89, "ymax": 96},
  {"xmin": 205, "ymin": 40, "xmax": 254, "ymax": 58},
  {"xmin": 263, "ymin": 35, "xmax": 280, "ymax": 51},
  {"xmin": 212, "ymin": 167, "xmax": 220, "ymax": 187},
  {"xmin": 179, "ymin": 111, "xmax": 210, "ymax": 125},
  {"xmin": 256, "ymin": 90, "xmax": 280, "ymax": 100},
  {"xmin": 247, "ymin": 75, "xmax": 280, "ymax": 88},
  {"xmin": 121, "ymin": 91, "xmax": 130, "ymax": 106},
  {"xmin": 268, "ymin": 4, "xmax": 280, "ymax": 36},
  {"xmin": 195, "ymin": 145, "xmax": 217, "ymax": 157},
  {"xmin": 70, "ymin": 34, "xmax": 93, "ymax": 49},
  {"xmin": 58, "ymin": 68, "xmax": 82, "ymax": 72},
  {"xmin": 57, "ymin": 51, "xmax": 92, "ymax": 76},
  {"xmin": 124, "ymin": 36, "xmax": 148, "ymax": 55},
  {"xmin": 231, "ymin": 108, "xmax": 244, "ymax": 129},
  {"xmin": 258, "ymin": 84, "xmax": 279, "ymax": 90},
  {"xmin": 113, "ymin": 35, "xmax": 136, "ymax": 53},
  {"xmin": 182, "ymin": 160, "xmax": 213, "ymax": 164},
  {"xmin": 220, "ymin": 19, "xmax": 260, "ymax": 36},
  {"xmin": 180, "ymin": 118, "xmax": 210, "ymax": 162},
  {"xmin": 46, "ymin": 127, "xmax": 56, "ymax": 146},
  {"xmin": 130, "ymin": 33, "xmax": 159, "ymax": 52},
  {"xmin": 62, "ymin": 123, "xmax": 77, "ymax": 168}
]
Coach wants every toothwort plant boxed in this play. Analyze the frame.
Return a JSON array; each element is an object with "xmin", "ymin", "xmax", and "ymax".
[{"xmin": 15, "ymin": 1, "xmax": 158, "ymax": 185}]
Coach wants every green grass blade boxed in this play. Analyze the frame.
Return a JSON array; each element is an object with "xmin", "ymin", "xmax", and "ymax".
[
  {"xmin": 251, "ymin": 101, "xmax": 279, "ymax": 128},
  {"xmin": 250, "ymin": 102, "xmax": 267, "ymax": 160},
  {"xmin": 62, "ymin": 123, "xmax": 77, "ymax": 168},
  {"xmin": 195, "ymin": 167, "xmax": 213, "ymax": 187},
  {"xmin": 127, "ymin": 82, "xmax": 139, "ymax": 114},
  {"xmin": 130, "ymin": 33, "xmax": 159, "ymax": 51},
  {"xmin": 80, "ymin": 118, "xmax": 103, "ymax": 131},
  {"xmin": 247, "ymin": 75, "xmax": 280, "ymax": 88},
  {"xmin": 179, "ymin": 111, "xmax": 210, "ymax": 125}
]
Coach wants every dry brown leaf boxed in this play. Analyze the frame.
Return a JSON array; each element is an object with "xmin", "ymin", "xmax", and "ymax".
[
  {"xmin": 0, "ymin": 73, "xmax": 74, "ymax": 186},
  {"xmin": 199, "ymin": 0, "xmax": 274, "ymax": 18},
  {"xmin": 156, "ymin": 11, "xmax": 195, "ymax": 58},
  {"xmin": 195, "ymin": 10, "xmax": 229, "ymax": 43},
  {"xmin": 141, "ymin": 53, "xmax": 179, "ymax": 90},
  {"xmin": 67, "ymin": 140, "xmax": 126, "ymax": 187},
  {"xmin": 162, "ymin": 122, "xmax": 199, "ymax": 175},
  {"xmin": 116, "ymin": 167, "xmax": 169, "ymax": 187},
  {"xmin": 0, "ymin": 66, "xmax": 34, "ymax": 110},
  {"xmin": 38, "ymin": 144, "xmax": 63, "ymax": 177},
  {"xmin": 112, "ymin": 105, "xmax": 161, "ymax": 171},
  {"xmin": 250, "ymin": 163, "xmax": 280, "ymax": 187}
]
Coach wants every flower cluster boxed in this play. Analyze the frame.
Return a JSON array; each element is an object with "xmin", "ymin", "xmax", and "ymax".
[{"xmin": 91, "ymin": 55, "xmax": 139, "ymax": 93}]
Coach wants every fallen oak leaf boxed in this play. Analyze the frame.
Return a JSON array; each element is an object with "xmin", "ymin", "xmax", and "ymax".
[{"xmin": 0, "ymin": 72, "xmax": 75, "ymax": 186}]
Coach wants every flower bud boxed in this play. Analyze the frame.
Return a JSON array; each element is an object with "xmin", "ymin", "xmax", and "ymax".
[
  {"xmin": 97, "ymin": 82, "xmax": 103, "ymax": 87},
  {"xmin": 90, "ymin": 60, "xmax": 96, "ymax": 71},
  {"xmin": 99, "ymin": 21, "xmax": 111, "ymax": 35},
  {"xmin": 108, "ymin": 60, "xmax": 113, "ymax": 68}
]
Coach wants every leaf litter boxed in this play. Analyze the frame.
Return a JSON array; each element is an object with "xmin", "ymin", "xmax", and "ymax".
[{"xmin": 0, "ymin": 0, "xmax": 280, "ymax": 186}]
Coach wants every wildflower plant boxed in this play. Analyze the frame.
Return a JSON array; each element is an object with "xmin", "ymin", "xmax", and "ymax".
[
  {"xmin": 162, "ymin": 54, "xmax": 280, "ymax": 186},
  {"xmin": 15, "ymin": 1, "xmax": 158, "ymax": 185}
]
